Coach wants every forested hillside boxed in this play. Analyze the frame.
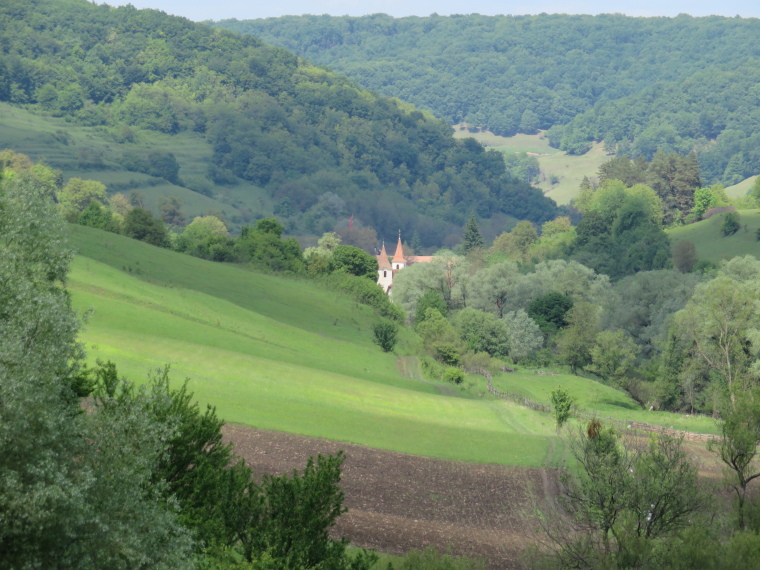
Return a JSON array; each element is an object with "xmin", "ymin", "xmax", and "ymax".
[
  {"xmin": 0, "ymin": 0, "xmax": 557, "ymax": 247},
  {"xmin": 219, "ymin": 14, "xmax": 760, "ymax": 185}
]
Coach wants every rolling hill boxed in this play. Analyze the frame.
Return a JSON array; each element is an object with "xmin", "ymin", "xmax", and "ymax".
[
  {"xmin": 0, "ymin": 0, "xmax": 558, "ymax": 247},
  {"xmin": 668, "ymin": 208, "xmax": 760, "ymax": 263},
  {"xmin": 219, "ymin": 13, "xmax": 760, "ymax": 186},
  {"xmin": 68, "ymin": 225, "xmax": 719, "ymax": 472}
]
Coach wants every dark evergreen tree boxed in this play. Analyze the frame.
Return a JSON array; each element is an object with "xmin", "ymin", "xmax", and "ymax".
[{"xmin": 462, "ymin": 212, "xmax": 484, "ymax": 253}]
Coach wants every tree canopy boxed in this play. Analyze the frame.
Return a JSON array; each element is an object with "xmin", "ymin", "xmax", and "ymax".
[{"xmin": 225, "ymin": 13, "xmax": 760, "ymax": 185}]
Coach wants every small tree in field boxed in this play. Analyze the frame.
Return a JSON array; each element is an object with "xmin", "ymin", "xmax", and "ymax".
[
  {"xmin": 372, "ymin": 322, "xmax": 398, "ymax": 352},
  {"xmin": 550, "ymin": 387, "xmax": 575, "ymax": 430},
  {"xmin": 722, "ymin": 211, "xmax": 740, "ymax": 236}
]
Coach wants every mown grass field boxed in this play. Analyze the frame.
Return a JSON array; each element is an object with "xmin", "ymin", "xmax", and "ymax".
[
  {"xmin": 68, "ymin": 225, "xmax": 721, "ymax": 469},
  {"xmin": 452, "ymin": 127, "xmax": 610, "ymax": 206},
  {"xmin": 668, "ymin": 209, "xmax": 760, "ymax": 263}
]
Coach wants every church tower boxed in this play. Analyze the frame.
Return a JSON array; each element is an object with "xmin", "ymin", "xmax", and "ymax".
[
  {"xmin": 391, "ymin": 232, "xmax": 405, "ymax": 271},
  {"xmin": 376, "ymin": 242, "xmax": 393, "ymax": 293}
]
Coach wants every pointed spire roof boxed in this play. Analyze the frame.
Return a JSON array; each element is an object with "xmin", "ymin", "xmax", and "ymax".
[
  {"xmin": 392, "ymin": 232, "xmax": 405, "ymax": 263},
  {"xmin": 377, "ymin": 242, "xmax": 392, "ymax": 270}
]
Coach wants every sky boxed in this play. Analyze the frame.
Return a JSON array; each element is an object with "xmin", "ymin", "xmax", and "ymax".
[{"xmin": 101, "ymin": 1, "xmax": 760, "ymax": 22}]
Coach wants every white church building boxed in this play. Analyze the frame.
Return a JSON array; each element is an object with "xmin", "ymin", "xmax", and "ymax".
[{"xmin": 376, "ymin": 234, "xmax": 432, "ymax": 294}]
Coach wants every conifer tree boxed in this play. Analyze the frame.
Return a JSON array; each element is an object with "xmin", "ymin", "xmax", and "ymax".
[{"xmin": 462, "ymin": 212, "xmax": 484, "ymax": 253}]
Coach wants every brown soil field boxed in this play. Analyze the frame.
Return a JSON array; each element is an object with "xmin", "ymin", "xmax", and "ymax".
[{"xmin": 223, "ymin": 424, "xmax": 557, "ymax": 569}]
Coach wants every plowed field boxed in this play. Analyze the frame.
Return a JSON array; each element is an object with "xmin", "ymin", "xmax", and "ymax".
[{"xmin": 223, "ymin": 425, "xmax": 557, "ymax": 569}]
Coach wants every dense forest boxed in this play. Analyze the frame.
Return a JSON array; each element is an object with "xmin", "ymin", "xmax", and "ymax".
[
  {"xmin": 0, "ymin": 0, "xmax": 558, "ymax": 247},
  {"xmin": 218, "ymin": 13, "xmax": 760, "ymax": 185}
]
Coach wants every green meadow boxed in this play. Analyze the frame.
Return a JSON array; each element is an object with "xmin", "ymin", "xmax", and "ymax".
[
  {"xmin": 68, "ymin": 226, "xmax": 719, "ymax": 469},
  {"xmin": 69, "ymin": 226, "xmax": 558, "ymax": 467},
  {"xmin": 725, "ymin": 175, "xmax": 758, "ymax": 199},
  {"xmin": 490, "ymin": 370, "xmax": 719, "ymax": 435},
  {"xmin": 452, "ymin": 127, "xmax": 610, "ymax": 206},
  {"xmin": 668, "ymin": 209, "xmax": 760, "ymax": 263}
]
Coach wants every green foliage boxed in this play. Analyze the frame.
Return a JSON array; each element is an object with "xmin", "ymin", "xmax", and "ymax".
[
  {"xmin": 236, "ymin": 451, "xmax": 377, "ymax": 569},
  {"xmin": 462, "ymin": 212, "xmax": 484, "ymax": 253},
  {"xmin": 587, "ymin": 330, "xmax": 640, "ymax": 391},
  {"xmin": 672, "ymin": 240, "xmax": 697, "ymax": 273},
  {"xmin": 546, "ymin": 425, "xmax": 706, "ymax": 568},
  {"xmin": 176, "ymin": 216, "xmax": 235, "ymax": 261},
  {"xmin": 57, "ymin": 177, "xmax": 107, "ymax": 222},
  {"xmin": 330, "ymin": 245, "xmax": 378, "ymax": 280},
  {"xmin": 555, "ymin": 302, "xmax": 599, "ymax": 374},
  {"xmin": 572, "ymin": 179, "xmax": 672, "ymax": 279},
  {"xmin": 236, "ymin": 220, "xmax": 304, "ymax": 273},
  {"xmin": 0, "ymin": 0, "xmax": 567, "ymax": 245},
  {"xmin": 416, "ymin": 308, "xmax": 462, "ymax": 364},
  {"xmin": 550, "ymin": 387, "xmax": 575, "ymax": 429},
  {"xmin": 490, "ymin": 220, "xmax": 539, "ymax": 262},
  {"xmin": 452, "ymin": 308, "xmax": 510, "ymax": 358},
  {"xmin": 504, "ymin": 309, "xmax": 543, "ymax": 362},
  {"xmin": 527, "ymin": 292, "xmax": 573, "ymax": 338},
  {"xmin": 0, "ymin": 172, "xmax": 196, "ymax": 568},
  {"xmin": 123, "ymin": 207, "xmax": 171, "ymax": 248},
  {"xmin": 372, "ymin": 322, "xmax": 398, "ymax": 352},
  {"xmin": 228, "ymin": 14, "xmax": 760, "ymax": 185},
  {"xmin": 78, "ymin": 201, "xmax": 118, "ymax": 233},
  {"xmin": 383, "ymin": 546, "xmax": 484, "ymax": 569},
  {"xmin": 722, "ymin": 210, "xmax": 741, "ymax": 236},
  {"xmin": 601, "ymin": 269, "xmax": 700, "ymax": 360},
  {"xmin": 692, "ymin": 187, "xmax": 715, "ymax": 219},
  {"xmin": 159, "ymin": 195, "xmax": 186, "ymax": 227},
  {"xmin": 415, "ymin": 289, "xmax": 448, "ymax": 326},
  {"xmin": 674, "ymin": 258, "xmax": 760, "ymax": 401},
  {"xmin": 323, "ymin": 272, "xmax": 405, "ymax": 322},
  {"xmin": 709, "ymin": 389, "xmax": 760, "ymax": 530},
  {"xmin": 442, "ymin": 367, "xmax": 465, "ymax": 385}
]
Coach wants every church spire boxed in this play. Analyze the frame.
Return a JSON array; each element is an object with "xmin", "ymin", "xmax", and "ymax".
[{"xmin": 392, "ymin": 231, "xmax": 405, "ymax": 263}]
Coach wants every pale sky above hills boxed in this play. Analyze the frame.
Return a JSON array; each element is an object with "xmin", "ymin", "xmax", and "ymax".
[{"xmin": 103, "ymin": 1, "xmax": 760, "ymax": 21}]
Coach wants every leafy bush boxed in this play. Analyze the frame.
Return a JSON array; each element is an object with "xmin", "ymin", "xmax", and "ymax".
[
  {"xmin": 324, "ymin": 272, "xmax": 405, "ymax": 322},
  {"xmin": 443, "ymin": 367, "xmax": 465, "ymax": 385},
  {"xmin": 722, "ymin": 211, "xmax": 741, "ymax": 236},
  {"xmin": 122, "ymin": 207, "xmax": 171, "ymax": 248},
  {"xmin": 372, "ymin": 322, "xmax": 398, "ymax": 352}
]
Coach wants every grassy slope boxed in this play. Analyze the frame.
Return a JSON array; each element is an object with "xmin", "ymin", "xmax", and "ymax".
[
  {"xmin": 452, "ymin": 128, "xmax": 610, "ymax": 206},
  {"xmin": 69, "ymin": 226, "xmax": 558, "ymax": 466},
  {"xmin": 0, "ymin": 102, "xmax": 269, "ymax": 231},
  {"xmin": 489, "ymin": 370, "xmax": 719, "ymax": 434},
  {"xmin": 725, "ymin": 175, "xmax": 758, "ymax": 199},
  {"xmin": 668, "ymin": 209, "xmax": 760, "ymax": 263},
  {"xmin": 69, "ymin": 226, "xmax": 719, "ymax": 468}
]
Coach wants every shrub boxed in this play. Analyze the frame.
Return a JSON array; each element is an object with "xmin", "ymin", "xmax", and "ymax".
[
  {"xmin": 324, "ymin": 272, "xmax": 405, "ymax": 322},
  {"xmin": 550, "ymin": 386, "xmax": 575, "ymax": 429},
  {"xmin": 372, "ymin": 322, "xmax": 398, "ymax": 353},
  {"xmin": 721, "ymin": 211, "xmax": 741, "ymax": 236},
  {"xmin": 443, "ymin": 367, "xmax": 465, "ymax": 385}
]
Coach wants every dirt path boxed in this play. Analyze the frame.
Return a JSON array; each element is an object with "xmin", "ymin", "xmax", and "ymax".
[{"xmin": 223, "ymin": 424, "xmax": 554, "ymax": 569}]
